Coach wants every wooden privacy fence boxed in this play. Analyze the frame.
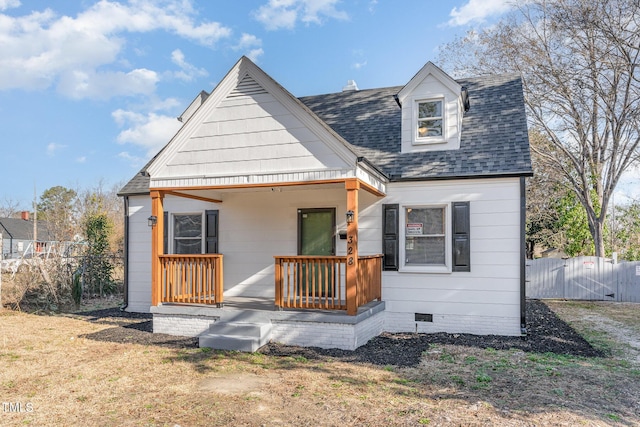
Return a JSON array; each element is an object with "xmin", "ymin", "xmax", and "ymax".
[
  {"xmin": 159, "ymin": 254, "xmax": 224, "ymax": 306},
  {"xmin": 274, "ymin": 255, "xmax": 382, "ymax": 312},
  {"xmin": 526, "ymin": 256, "xmax": 640, "ymax": 302}
]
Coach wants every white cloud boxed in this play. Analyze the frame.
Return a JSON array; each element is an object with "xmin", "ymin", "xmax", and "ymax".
[
  {"xmin": 58, "ymin": 68, "xmax": 159, "ymax": 100},
  {"xmin": 351, "ymin": 61, "xmax": 367, "ymax": 70},
  {"xmin": 254, "ymin": 0, "xmax": 348, "ymax": 31},
  {"xmin": 169, "ymin": 49, "xmax": 208, "ymax": 82},
  {"xmin": 447, "ymin": 0, "xmax": 515, "ymax": 27},
  {"xmin": 118, "ymin": 151, "xmax": 146, "ymax": 167},
  {"xmin": 234, "ymin": 33, "xmax": 264, "ymax": 62},
  {"xmin": 0, "ymin": 0, "xmax": 19, "ymax": 11},
  {"xmin": 76, "ymin": 156, "xmax": 86, "ymax": 163},
  {"xmin": 350, "ymin": 49, "xmax": 366, "ymax": 70},
  {"xmin": 0, "ymin": 0, "xmax": 231, "ymax": 98},
  {"xmin": 112, "ymin": 108, "xmax": 182, "ymax": 156},
  {"xmin": 46, "ymin": 142, "xmax": 66, "ymax": 156},
  {"xmin": 246, "ymin": 48, "xmax": 264, "ymax": 62}
]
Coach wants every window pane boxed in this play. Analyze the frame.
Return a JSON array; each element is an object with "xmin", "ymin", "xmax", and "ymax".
[
  {"xmin": 405, "ymin": 206, "xmax": 446, "ymax": 266},
  {"xmin": 175, "ymin": 239, "xmax": 201, "ymax": 254},
  {"xmin": 418, "ymin": 101, "xmax": 442, "ymax": 118},
  {"xmin": 406, "ymin": 236, "xmax": 445, "ymax": 265},
  {"xmin": 174, "ymin": 215, "xmax": 202, "ymax": 238},
  {"xmin": 418, "ymin": 119, "xmax": 442, "ymax": 137},
  {"xmin": 406, "ymin": 208, "xmax": 444, "ymax": 235}
]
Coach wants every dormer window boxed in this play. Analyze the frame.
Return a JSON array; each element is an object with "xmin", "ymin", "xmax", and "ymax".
[
  {"xmin": 414, "ymin": 98, "xmax": 445, "ymax": 144},
  {"xmin": 398, "ymin": 62, "xmax": 463, "ymax": 152},
  {"xmin": 417, "ymin": 100, "xmax": 442, "ymax": 137}
]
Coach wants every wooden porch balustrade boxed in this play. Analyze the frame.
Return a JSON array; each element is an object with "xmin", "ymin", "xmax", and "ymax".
[
  {"xmin": 159, "ymin": 254, "xmax": 223, "ymax": 306},
  {"xmin": 274, "ymin": 255, "xmax": 382, "ymax": 315}
]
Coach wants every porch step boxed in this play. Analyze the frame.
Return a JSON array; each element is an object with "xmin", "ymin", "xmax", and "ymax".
[{"xmin": 199, "ymin": 319, "xmax": 272, "ymax": 352}]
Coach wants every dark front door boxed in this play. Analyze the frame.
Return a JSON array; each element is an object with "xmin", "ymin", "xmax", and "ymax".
[
  {"xmin": 298, "ymin": 208, "xmax": 335, "ymax": 297},
  {"xmin": 298, "ymin": 208, "xmax": 335, "ymax": 256}
]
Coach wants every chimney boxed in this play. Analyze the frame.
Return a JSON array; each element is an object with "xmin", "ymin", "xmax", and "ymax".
[
  {"xmin": 21, "ymin": 211, "xmax": 29, "ymax": 221},
  {"xmin": 342, "ymin": 80, "xmax": 359, "ymax": 92}
]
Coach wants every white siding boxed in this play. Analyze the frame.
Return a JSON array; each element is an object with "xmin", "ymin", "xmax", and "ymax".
[
  {"xmin": 159, "ymin": 91, "xmax": 352, "ymax": 180},
  {"xmin": 126, "ymin": 178, "xmax": 523, "ymax": 337},
  {"xmin": 358, "ymin": 178, "xmax": 522, "ymax": 336},
  {"xmin": 126, "ymin": 196, "xmax": 152, "ymax": 313}
]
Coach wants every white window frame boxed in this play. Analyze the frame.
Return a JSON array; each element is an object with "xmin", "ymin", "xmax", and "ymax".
[
  {"xmin": 399, "ymin": 204, "xmax": 451, "ymax": 273},
  {"xmin": 413, "ymin": 97, "xmax": 446, "ymax": 145},
  {"xmin": 171, "ymin": 212, "xmax": 204, "ymax": 254}
]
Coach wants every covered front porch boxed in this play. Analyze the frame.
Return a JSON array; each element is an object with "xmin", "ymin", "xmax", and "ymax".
[{"xmin": 148, "ymin": 177, "xmax": 386, "ymax": 317}]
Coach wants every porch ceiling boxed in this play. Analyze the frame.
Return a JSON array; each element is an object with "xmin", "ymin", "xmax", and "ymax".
[
  {"xmin": 156, "ymin": 177, "xmax": 386, "ymax": 202},
  {"xmin": 166, "ymin": 182, "xmax": 345, "ymax": 202}
]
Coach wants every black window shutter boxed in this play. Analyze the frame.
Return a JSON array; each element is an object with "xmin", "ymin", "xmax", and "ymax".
[
  {"xmin": 452, "ymin": 201, "xmax": 470, "ymax": 272},
  {"xmin": 382, "ymin": 204, "xmax": 399, "ymax": 271},
  {"xmin": 163, "ymin": 211, "xmax": 168, "ymax": 254},
  {"xmin": 205, "ymin": 210, "xmax": 219, "ymax": 254}
]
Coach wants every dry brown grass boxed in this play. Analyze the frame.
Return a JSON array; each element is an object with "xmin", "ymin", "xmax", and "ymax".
[{"xmin": 1, "ymin": 301, "xmax": 639, "ymax": 426}]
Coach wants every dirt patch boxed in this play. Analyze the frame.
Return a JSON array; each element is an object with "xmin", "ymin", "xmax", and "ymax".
[
  {"xmin": 198, "ymin": 372, "xmax": 279, "ymax": 394},
  {"xmin": 545, "ymin": 300, "xmax": 640, "ymax": 367}
]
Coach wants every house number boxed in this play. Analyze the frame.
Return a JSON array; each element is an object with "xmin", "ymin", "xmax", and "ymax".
[{"xmin": 347, "ymin": 234, "xmax": 355, "ymax": 265}]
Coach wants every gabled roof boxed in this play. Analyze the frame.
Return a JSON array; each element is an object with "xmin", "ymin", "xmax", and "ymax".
[
  {"xmin": 119, "ymin": 60, "xmax": 532, "ymax": 196},
  {"xmin": 396, "ymin": 61, "xmax": 461, "ymax": 103},
  {"xmin": 145, "ymin": 56, "xmax": 361, "ymax": 184},
  {"xmin": 0, "ymin": 218, "xmax": 52, "ymax": 241}
]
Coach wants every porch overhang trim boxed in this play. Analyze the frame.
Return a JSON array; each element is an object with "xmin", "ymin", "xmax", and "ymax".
[
  {"xmin": 150, "ymin": 168, "xmax": 357, "ymax": 189},
  {"xmin": 164, "ymin": 190, "xmax": 222, "ymax": 204},
  {"xmin": 150, "ymin": 167, "xmax": 386, "ymax": 197},
  {"xmin": 355, "ymin": 164, "xmax": 386, "ymax": 196},
  {"xmin": 149, "ymin": 177, "xmax": 385, "ymax": 198}
]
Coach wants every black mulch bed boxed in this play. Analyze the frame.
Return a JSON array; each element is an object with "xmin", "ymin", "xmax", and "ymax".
[{"xmin": 72, "ymin": 300, "xmax": 605, "ymax": 367}]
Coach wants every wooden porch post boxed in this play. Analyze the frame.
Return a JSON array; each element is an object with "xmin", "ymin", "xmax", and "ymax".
[
  {"xmin": 345, "ymin": 179, "xmax": 359, "ymax": 315},
  {"xmin": 150, "ymin": 190, "xmax": 164, "ymax": 306}
]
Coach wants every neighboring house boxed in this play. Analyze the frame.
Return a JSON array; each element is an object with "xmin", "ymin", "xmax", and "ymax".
[
  {"xmin": 0, "ymin": 212, "xmax": 52, "ymax": 259},
  {"xmin": 119, "ymin": 57, "xmax": 532, "ymax": 351}
]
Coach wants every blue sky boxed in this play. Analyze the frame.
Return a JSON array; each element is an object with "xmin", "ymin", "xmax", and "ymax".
[{"xmin": 0, "ymin": 0, "xmax": 520, "ymax": 209}]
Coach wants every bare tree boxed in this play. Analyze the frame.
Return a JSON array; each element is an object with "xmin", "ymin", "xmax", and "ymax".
[
  {"xmin": 439, "ymin": 0, "xmax": 640, "ymax": 257},
  {"xmin": 0, "ymin": 197, "xmax": 25, "ymax": 218}
]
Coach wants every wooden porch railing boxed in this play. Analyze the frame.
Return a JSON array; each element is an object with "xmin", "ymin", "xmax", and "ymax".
[
  {"xmin": 159, "ymin": 254, "xmax": 223, "ymax": 306},
  {"xmin": 356, "ymin": 255, "xmax": 383, "ymax": 306},
  {"xmin": 274, "ymin": 255, "xmax": 382, "ymax": 313}
]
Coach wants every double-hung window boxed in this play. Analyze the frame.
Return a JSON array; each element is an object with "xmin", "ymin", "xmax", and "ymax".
[
  {"xmin": 173, "ymin": 214, "xmax": 202, "ymax": 254},
  {"xmin": 382, "ymin": 202, "xmax": 470, "ymax": 273},
  {"xmin": 404, "ymin": 206, "xmax": 446, "ymax": 267},
  {"xmin": 416, "ymin": 99, "xmax": 443, "ymax": 141}
]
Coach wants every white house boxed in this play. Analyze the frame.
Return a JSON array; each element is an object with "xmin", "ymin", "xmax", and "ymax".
[{"xmin": 118, "ymin": 57, "xmax": 532, "ymax": 351}]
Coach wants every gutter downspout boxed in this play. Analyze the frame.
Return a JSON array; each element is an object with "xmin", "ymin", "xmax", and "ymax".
[
  {"xmin": 520, "ymin": 177, "xmax": 527, "ymax": 337},
  {"xmin": 120, "ymin": 196, "xmax": 129, "ymax": 311}
]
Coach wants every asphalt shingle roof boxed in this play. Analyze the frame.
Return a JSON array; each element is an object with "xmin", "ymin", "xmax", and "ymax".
[
  {"xmin": 0, "ymin": 218, "xmax": 52, "ymax": 241},
  {"xmin": 299, "ymin": 74, "xmax": 532, "ymax": 180},
  {"xmin": 119, "ymin": 73, "xmax": 532, "ymax": 196}
]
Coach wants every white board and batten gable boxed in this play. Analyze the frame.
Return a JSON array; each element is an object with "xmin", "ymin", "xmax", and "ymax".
[
  {"xmin": 147, "ymin": 56, "xmax": 384, "ymax": 193},
  {"xmin": 397, "ymin": 62, "xmax": 466, "ymax": 153}
]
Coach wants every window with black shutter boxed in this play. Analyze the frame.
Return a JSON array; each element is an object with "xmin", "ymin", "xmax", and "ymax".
[
  {"xmin": 205, "ymin": 210, "xmax": 219, "ymax": 254},
  {"xmin": 451, "ymin": 201, "xmax": 470, "ymax": 272},
  {"xmin": 382, "ymin": 204, "xmax": 399, "ymax": 271}
]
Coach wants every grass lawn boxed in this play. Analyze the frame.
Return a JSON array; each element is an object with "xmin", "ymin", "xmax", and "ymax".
[{"xmin": 1, "ymin": 300, "xmax": 639, "ymax": 426}]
